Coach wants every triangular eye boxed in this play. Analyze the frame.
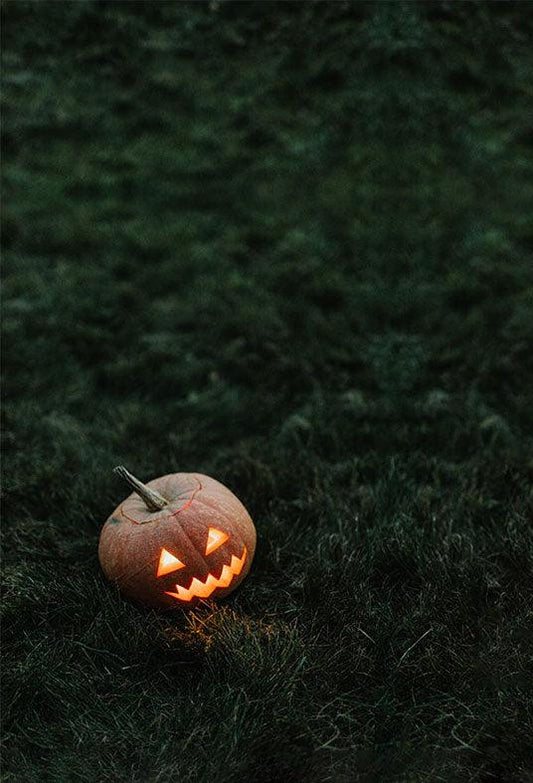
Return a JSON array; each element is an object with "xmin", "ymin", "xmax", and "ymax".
[
  {"xmin": 205, "ymin": 527, "xmax": 229, "ymax": 555},
  {"xmin": 157, "ymin": 548, "xmax": 185, "ymax": 578}
]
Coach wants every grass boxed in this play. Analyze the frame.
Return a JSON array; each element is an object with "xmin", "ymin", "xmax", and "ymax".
[{"xmin": 2, "ymin": 2, "xmax": 533, "ymax": 781}]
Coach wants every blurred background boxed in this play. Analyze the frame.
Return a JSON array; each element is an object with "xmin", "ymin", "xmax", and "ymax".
[{"xmin": 2, "ymin": 3, "xmax": 533, "ymax": 782}]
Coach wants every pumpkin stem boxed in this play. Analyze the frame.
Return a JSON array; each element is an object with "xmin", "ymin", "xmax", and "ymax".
[{"xmin": 114, "ymin": 466, "xmax": 169, "ymax": 512}]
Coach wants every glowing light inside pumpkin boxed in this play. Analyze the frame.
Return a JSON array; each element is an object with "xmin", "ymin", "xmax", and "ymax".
[
  {"xmin": 205, "ymin": 526, "xmax": 229, "ymax": 555},
  {"xmin": 165, "ymin": 546, "xmax": 247, "ymax": 602},
  {"xmin": 157, "ymin": 548, "xmax": 186, "ymax": 577}
]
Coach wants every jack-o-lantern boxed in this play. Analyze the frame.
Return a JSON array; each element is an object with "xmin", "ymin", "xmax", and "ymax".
[{"xmin": 98, "ymin": 467, "xmax": 256, "ymax": 609}]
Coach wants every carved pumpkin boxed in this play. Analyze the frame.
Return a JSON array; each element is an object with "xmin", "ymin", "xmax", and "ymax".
[{"xmin": 98, "ymin": 467, "xmax": 256, "ymax": 609}]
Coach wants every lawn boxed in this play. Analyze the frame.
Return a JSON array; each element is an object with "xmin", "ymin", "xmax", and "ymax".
[{"xmin": 2, "ymin": 2, "xmax": 533, "ymax": 781}]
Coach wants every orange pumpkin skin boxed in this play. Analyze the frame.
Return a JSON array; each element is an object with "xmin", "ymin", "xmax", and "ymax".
[{"xmin": 98, "ymin": 473, "xmax": 256, "ymax": 609}]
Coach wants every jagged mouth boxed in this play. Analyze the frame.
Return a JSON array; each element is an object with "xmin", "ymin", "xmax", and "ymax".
[{"xmin": 164, "ymin": 546, "xmax": 247, "ymax": 602}]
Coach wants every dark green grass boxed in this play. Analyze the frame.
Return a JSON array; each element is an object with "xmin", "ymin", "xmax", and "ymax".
[{"xmin": 2, "ymin": 2, "xmax": 533, "ymax": 781}]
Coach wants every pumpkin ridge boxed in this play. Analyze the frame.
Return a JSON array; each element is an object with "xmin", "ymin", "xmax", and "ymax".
[
  {"xmin": 167, "ymin": 478, "xmax": 203, "ymax": 517},
  {"xmin": 192, "ymin": 491, "xmax": 248, "ymax": 550}
]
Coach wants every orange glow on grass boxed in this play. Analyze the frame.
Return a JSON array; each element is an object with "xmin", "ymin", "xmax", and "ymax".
[
  {"xmin": 157, "ymin": 548, "xmax": 186, "ymax": 577},
  {"xmin": 205, "ymin": 526, "xmax": 229, "ymax": 555},
  {"xmin": 165, "ymin": 546, "xmax": 247, "ymax": 602}
]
